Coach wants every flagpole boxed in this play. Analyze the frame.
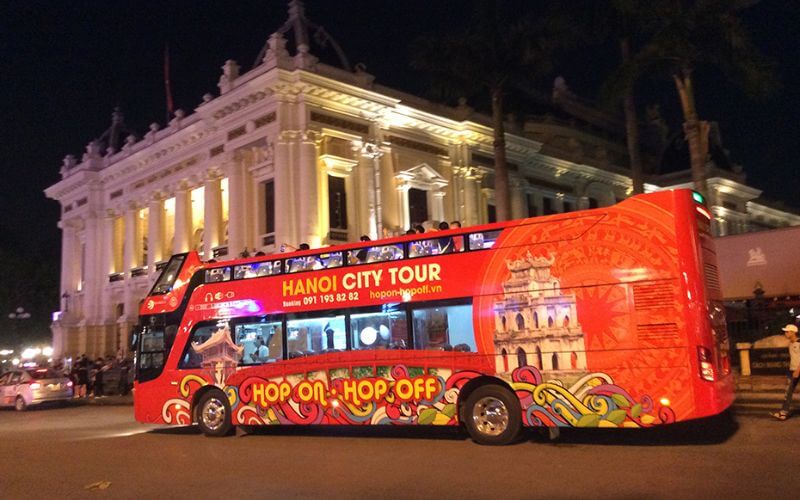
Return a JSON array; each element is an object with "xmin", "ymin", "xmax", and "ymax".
[{"xmin": 164, "ymin": 43, "xmax": 174, "ymax": 123}]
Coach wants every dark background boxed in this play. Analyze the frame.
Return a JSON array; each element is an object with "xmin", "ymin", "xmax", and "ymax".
[{"xmin": 0, "ymin": 0, "xmax": 797, "ymax": 347}]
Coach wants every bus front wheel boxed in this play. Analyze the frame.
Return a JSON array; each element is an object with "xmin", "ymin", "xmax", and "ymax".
[
  {"xmin": 463, "ymin": 385, "xmax": 521, "ymax": 445},
  {"xmin": 197, "ymin": 390, "xmax": 233, "ymax": 437}
]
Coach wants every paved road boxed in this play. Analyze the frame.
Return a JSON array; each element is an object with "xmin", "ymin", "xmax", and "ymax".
[{"xmin": 0, "ymin": 401, "xmax": 797, "ymax": 499}]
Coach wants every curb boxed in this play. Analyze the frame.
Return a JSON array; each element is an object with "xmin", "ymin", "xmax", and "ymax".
[{"xmin": 71, "ymin": 396, "xmax": 133, "ymax": 406}]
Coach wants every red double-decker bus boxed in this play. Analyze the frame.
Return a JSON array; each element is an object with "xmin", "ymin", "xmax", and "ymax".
[{"xmin": 133, "ymin": 188, "xmax": 733, "ymax": 444}]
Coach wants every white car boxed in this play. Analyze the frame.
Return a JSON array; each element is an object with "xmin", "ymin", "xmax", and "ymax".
[{"xmin": 0, "ymin": 368, "xmax": 74, "ymax": 411}]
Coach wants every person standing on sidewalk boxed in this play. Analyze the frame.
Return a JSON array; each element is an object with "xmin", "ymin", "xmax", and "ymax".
[{"xmin": 772, "ymin": 324, "xmax": 800, "ymax": 420}]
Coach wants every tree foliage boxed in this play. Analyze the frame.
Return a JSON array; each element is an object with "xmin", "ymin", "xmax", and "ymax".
[{"xmin": 411, "ymin": 0, "xmax": 574, "ymax": 221}]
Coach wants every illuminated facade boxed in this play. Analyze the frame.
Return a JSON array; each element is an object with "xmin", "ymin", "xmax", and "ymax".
[{"xmin": 45, "ymin": 1, "xmax": 800, "ymax": 358}]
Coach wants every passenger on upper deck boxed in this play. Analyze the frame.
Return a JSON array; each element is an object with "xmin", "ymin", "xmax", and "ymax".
[
  {"xmin": 437, "ymin": 221, "xmax": 455, "ymax": 254},
  {"xmin": 355, "ymin": 235, "xmax": 371, "ymax": 263}
]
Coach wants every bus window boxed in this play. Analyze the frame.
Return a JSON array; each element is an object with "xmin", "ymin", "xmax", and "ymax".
[
  {"xmin": 235, "ymin": 318, "xmax": 283, "ymax": 365},
  {"xmin": 468, "ymin": 230, "xmax": 502, "ymax": 250},
  {"xmin": 234, "ymin": 261, "xmax": 277, "ymax": 279},
  {"xmin": 408, "ymin": 235, "xmax": 464, "ymax": 258},
  {"xmin": 348, "ymin": 244, "xmax": 403, "ymax": 265},
  {"xmin": 179, "ymin": 323, "xmax": 220, "ymax": 369},
  {"xmin": 287, "ymin": 257, "xmax": 309, "ymax": 273},
  {"xmin": 350, "ymin": 307, "xmax": 408, "ymax": 350},
  {"xmin": 369, "ymin": 244, "xmax": 403, "ymax": 263},
  {"xmin": 412, "ymin": 301, "xmax": 476, "ymax": 352},
  {"xmin": 205, "ymin": 267, "xmax": 231, "ymax": 283},
  {"xmin": 286, "ymin": 313, "xmax": 346, "ymax": 358},
  {"xmin": 318, "ymin": 252, "xmax": 344, "ymax": 269},
  {"xmin": 408, "ymin": 239, "xmax": 435, "ymax": 258}
]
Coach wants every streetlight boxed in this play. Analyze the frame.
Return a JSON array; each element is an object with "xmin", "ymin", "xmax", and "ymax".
[
  {"xmin": 8, "ymin": 307, "xmax": 31, "ymax": 346},
  {"xmin": 9, "ymin": 307, "xmax": 31, "ymax": 321}
]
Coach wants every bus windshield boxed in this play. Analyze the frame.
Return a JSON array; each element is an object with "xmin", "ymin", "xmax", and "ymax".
[{"xmin": 150, "ymin": 254, "xmax": 186, "ymax": 295}]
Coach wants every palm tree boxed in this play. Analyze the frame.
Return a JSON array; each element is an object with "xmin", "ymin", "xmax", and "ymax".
[
  {"xmin": 587, "ymin": 1, "xmax": 661, "ymax": 195},
  {"xmin": 612, "ymin": 0, "xmax": 775, "ymax": 198},
  {"xmin": 411, "ymin": 0, "xmax": 564, "ymax": 221}
]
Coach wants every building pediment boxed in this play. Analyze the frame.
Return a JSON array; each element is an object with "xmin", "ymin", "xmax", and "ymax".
[{"xmin": 397, "ymin": 163, "xmax": 448, "ymax": 190}]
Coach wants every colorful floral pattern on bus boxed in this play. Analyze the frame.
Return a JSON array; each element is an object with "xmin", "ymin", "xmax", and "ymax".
[
  {"xmin": 474, "ymin": 195, "xmax": 693, "ymax": 419},
  {"xmin": 160, "ymin": 364, "xmax": 673, "ymax": 429}
]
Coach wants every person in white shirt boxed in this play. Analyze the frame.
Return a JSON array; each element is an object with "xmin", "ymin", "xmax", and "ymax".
[
  {"xmin": 773, "ymin": 324, "xmax": 800, "ymax": 420},
  {"xmin": 257, "ymin": 339, "xmax": 269, "ymax": 363}
]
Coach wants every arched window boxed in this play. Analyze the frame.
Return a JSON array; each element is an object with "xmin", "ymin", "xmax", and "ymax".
[
  {"xmin": 571, "ymin": 351, "xmax": 578, "ymax": 369},
  {"xmin": 501, "ymin": 316, "xmax": 507, "ymax": 332},
  {"xmin": 536, "ymin": 346, "xmax": 543, "ymax": 369},
  {"xmin": 551, "ymin": 352, "xmax": 559, "ymax": 370},
  {"xmin": 548, "ymin": 316, "xmax": 554, "ymax": 328},
  {"xmin": 534, "ymin": 312, "xmax": 539, "ymax": 329},
  {"xmin": 515, "ymin": 313, "xmax": 525, "ymax": 331},
  {"xmin": 501, "ymin": 348, "xmax": 508, "ymax": 372},
  {"xmin": 563, "ymin": 315, "xmax": 570, "ymax": 328},
  {"xmin": 517, "ymin": 347, "xmax": 528, "ymax": 368}
]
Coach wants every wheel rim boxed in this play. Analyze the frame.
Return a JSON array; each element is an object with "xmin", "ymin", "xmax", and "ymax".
[
  {"xmin": 15, "ymin": 397, "xmax": 25, "ymax": 411},
  {"xmin": 201, "ymin": 397, "xmax": 226, "ymax": 432},
  {"xmin": 472, "ymin": 396, "xmax": 509, "ymax": 436}
]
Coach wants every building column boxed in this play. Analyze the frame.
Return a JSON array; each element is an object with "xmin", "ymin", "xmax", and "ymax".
[
  {"xmin": 227, "ymin": 159, "xmax": 245, "ymax": 255},
  {"xmin": 59, "ymin": 220, "xmax": 78, "ymax": 296},
  {"xmin": 273, "ymin": 135, "xmax": 296, "ymax": 250},
  {"xmin": 123, "ymin": 204, "xmax": 136, "ymax": 275},
  {"xmin": 204, "ymin": 176, "xmax": 222, "ymax": 257},
  {"xmin": 432, "ymin": 191, "xmax": 446, "ymax": 222},
  {"xmin": 82, "ymin": 214, "xmax": 101, "ymax": 323},
  {"xmin": 356, "ymin": 154, "xmax": 376, "ymax": 239},
  {"xmin": 397, "ymin": 183, "xmax": 411, "ymax": 231},
  {"xmin": 147, "ymin": 195, "xmax": 163, "ymax": 272},
  {"xmin": 510, "ymin": 181, "xmax": 526, "ymax": 220},
  {"xmin": 173, "ymin": 183, "xmax": 191, "ymax": 254},
  {"xmin": 463, "ymin": 172, "xmax": 479, "ymax": 226},
  {"xmin": 450, "ymin": 166, "xmax": 464, "ymax": 224},
  {"xmin": 102, "ymin": 213, "xmax": 115, "ymax": 278},
  {"xmin": 298, "ymin": 131, "xmax": 320, "ymax": 247}
]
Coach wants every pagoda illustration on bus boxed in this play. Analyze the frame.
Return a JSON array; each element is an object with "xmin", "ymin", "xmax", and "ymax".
[
  {"xmin": 493, "ymin": 252, "xmax": 586, "ymax": 376},
  {"xmin": 191, "ymin": 324, "xmax": 243, "ymax": 387}
]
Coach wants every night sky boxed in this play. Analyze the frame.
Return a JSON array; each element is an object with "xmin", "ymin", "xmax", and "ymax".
[{"xmin": 0, "ymin": 0, "xmax": 798, "ymax": 343}]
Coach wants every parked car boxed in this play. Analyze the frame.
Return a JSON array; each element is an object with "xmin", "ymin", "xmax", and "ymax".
[{"xmin": 0, "ymin": 368, "xmax": 74, "ymax": 411}]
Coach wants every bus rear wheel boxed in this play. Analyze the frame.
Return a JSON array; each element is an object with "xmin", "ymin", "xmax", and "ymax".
[
  {"xmin": 197, "ymin": 390, "xmax": 233, "ymax": 437},
  {"xmin": 463, "ymin": 385, "xmax": 521, "ymax": 445}
]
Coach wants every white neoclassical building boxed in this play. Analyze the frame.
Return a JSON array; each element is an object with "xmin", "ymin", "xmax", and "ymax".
[{"xmin": 44, "ymin": 1, "xmax": 800, "ymax": 359}]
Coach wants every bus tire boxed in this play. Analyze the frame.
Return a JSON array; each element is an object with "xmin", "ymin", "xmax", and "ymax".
[
  {"xmin": 197, "ymin": 390, "xmax": 233, "ymax": 437},
  {"xmin": 463, "ymin": 384, "xmax": 521, "ymax": 445}
]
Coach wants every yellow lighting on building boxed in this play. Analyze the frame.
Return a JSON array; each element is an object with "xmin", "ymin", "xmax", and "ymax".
[{"xmin": 220, "ymin": 178, "xmax": 229, "ymax": 222}]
